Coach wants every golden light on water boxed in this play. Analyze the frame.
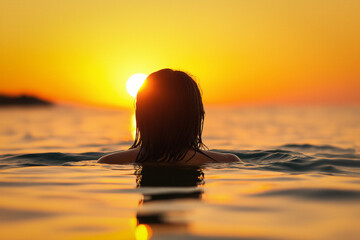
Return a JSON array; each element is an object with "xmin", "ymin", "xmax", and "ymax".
[
  {"xmin": 135, "ymin": 224, "xmax": 152, "ymax": 240},
  {"xmin": 126, "ymin": 74, "xmax": 147, "ymax": 97}
]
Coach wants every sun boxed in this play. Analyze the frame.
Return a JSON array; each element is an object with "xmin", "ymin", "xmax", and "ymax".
[{"xmin": 126, "ymin": 73, "xmax": 147, "ymax": 97}]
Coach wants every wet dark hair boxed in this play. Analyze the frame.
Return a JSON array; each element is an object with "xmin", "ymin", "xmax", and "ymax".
[{"xmin": 130, "ymin": 68, "xmax": 207, "ymax": 163}]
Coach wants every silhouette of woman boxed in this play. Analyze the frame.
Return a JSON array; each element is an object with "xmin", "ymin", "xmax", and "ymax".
[{"xmin": 98, "ymin": 68, "xmax": 239, "ymax": 164}]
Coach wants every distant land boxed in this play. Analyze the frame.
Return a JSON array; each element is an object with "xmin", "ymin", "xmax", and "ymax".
[{"xmin": 0, "ymin": 94, "xmax": 54, "ymax": 106}]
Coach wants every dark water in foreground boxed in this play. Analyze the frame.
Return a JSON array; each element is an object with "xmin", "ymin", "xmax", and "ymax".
[{"xmin": 0, "ymin": 106, "xmax": 360, "ymax": 239}]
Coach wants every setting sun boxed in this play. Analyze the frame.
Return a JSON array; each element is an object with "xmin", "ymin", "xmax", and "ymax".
[{"xmin": 126, "ymin": 74, "xmax": 147, "ymax": 97}]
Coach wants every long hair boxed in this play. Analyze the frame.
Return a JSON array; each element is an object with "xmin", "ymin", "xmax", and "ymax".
[{"xmin": 130, "ymin": 68, "xmax": 207, "ymax": 163}]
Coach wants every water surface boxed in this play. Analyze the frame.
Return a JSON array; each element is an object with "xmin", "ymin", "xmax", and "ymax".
[{"xmin": 0, "ymin": 105, "xmax": 359, "ymax": 239}]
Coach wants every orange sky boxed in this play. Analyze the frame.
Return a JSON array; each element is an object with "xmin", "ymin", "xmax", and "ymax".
[{"xmin": 0, "ymin": 0, "xmax": 359, "ymax": 108}]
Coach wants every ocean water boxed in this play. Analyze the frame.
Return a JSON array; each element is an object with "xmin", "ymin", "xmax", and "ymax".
[{"xmin": 0, "ymin": 105, "xmax": 360, "ymax": 240}]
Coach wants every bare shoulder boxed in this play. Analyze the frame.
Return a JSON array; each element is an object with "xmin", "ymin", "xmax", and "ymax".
[
  {"xmin": 98, "ymin": 148, "xmax": 240, "ymax": 165},
  {"xmin": 98, "ymin": 148, "xmax": 139, "ymax": 164},
  {"xmin": 200, "ymin": 150, "xmax": 241, "ymax": 163}
]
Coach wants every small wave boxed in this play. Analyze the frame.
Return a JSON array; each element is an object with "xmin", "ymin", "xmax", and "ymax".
[
  {"xmin": 0, "ymin": 152, "xmax": 104, "ymax": 169},
  {"xmin": 279, "ymin": 143, "xmax": 355, "ymax": 154},
  {"xmin": 217, "ymin": 148, "xmax": 360, "ymax": 175},
  {"xmin": 252, "ymin": 188, "xmax": 360, "ymax": 201},
  {"xmin": 1, "ymin": 148, "xmax": 360, "ymax": 176}
]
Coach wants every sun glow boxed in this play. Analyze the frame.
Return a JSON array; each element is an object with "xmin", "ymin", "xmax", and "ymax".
[{"xmin": 126, "ymin": 74, "xmax": 147, "ymax": 97}]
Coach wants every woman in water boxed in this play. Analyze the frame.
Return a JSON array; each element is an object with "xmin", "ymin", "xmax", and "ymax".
[{"xmin": 98, "ymin": 68, "xmax": 240, "ymax": 165}]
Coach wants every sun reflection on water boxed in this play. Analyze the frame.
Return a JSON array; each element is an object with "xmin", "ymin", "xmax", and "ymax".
[{"xmin": 135, "ymin": 224, "xmax": 152, "ymax": 240}]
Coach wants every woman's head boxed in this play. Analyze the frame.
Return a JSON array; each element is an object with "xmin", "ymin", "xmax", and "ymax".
[{"xmin": 131, "ymin": 68, "xmax": 206, "ymax": 163}]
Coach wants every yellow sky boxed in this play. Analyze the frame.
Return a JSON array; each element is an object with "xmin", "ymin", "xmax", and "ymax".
[{"xmin": 1, "ymin": 0, "xmax": 359, "ymax": 108}]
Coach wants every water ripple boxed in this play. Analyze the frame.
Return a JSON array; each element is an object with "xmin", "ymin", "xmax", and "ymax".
[{"xmin": 1, "ymin": 145, "xmax": 359, "ymax": 176}]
